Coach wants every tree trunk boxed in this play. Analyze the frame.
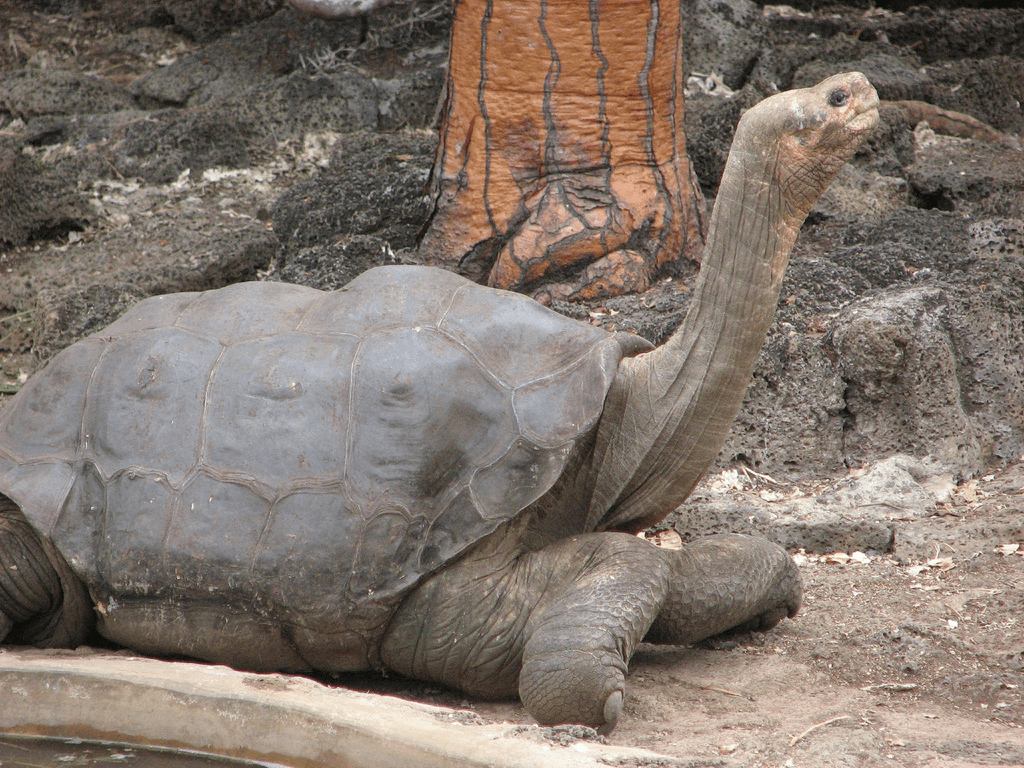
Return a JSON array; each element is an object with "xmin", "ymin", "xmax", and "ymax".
[{"xmin": 418, "ymin": 0, "xmax": 708, "ymax": 302}]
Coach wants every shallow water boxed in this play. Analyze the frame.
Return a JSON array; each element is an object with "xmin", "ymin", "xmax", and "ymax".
[{"xmin": 0, "ymin": 736, "xmax": 283, "ymax": 768}]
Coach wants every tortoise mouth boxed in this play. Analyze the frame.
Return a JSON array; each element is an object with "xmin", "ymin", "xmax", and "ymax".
[
  {"xmin": 848, "ymin": 101, "xmax": 880, "ymax": 135},
  {"xmin": 848, "ymin": 80, "xmax": 881, "ymax": 134}
]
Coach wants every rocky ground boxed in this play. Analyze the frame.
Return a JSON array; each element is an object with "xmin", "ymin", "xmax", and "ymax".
[{"xmin": 0, "ymin": 1, "xmax": 1022, "ymax": 766}]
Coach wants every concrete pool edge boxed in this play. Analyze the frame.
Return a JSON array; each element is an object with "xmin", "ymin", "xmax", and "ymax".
[{"xmin": 0, "ymin": 649, "xmax": 676, "ymax": 767}]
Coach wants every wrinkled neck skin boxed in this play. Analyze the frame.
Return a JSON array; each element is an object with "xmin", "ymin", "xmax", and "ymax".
[{"xmin": 528, "ymin": 127, "xmax": 811, "ymax": 543}]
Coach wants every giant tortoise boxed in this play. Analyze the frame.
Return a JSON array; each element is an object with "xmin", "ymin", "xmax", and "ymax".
[{"xmin": 0, "ymin": 73, "xmax": 879, "ymax": 732}]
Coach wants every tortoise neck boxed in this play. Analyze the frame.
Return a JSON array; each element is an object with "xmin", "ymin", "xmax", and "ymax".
[
  {"xmin": 587, "ymin": 139, "xmax": 808, "ymax": 532},
  {"xmin": 670, "ymin": 141, "xmax": 802, "ymax": 366},
  {"xmin": 652, "ymin": 142, "xmax": 800, "ymax": 479}
]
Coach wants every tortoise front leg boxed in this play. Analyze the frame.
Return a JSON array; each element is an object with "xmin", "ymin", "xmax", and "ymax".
[
  {"xmin": 380, "ymin": 530, "xmax": 671, "ymax": 733},
  {"xmin": 516, "ymin": 532, "xmax": 670, "ymax": 732},
  {"xmin": 516, "ymin": 533, "xmax": 801, "ymax": 730}
]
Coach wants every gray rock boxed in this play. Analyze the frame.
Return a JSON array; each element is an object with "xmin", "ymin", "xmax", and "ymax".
[
  {"xmin": 665, "ymin": 454, "xmax": 957, "ymax": 555},
  {"xmin": 770, "ymin": 516, "xmax": 895, "ymax": 556},
  {"xmin": 9, "ymin": 219, "xmax": 279, "ymax": 364},
  {"xmin": 131, "ymin": 8, "xmax": 363, "ymax": 107},
  {"xmin": 824, "ymin": 213, "xmax": 1024, "ymax": 475},
  {"xmin": 721, "ymin": 330, "xmax": 848, "ymax": 479},
  {"xmin": 0, "ymin": 69, "xmax": 137, "ymax": 119},
  {"xmin": 828, "ymin": 285, "xmax": 981, "ymax": 474},
  {"xmin": 373, "ymin": 65, "xmax": 445, "ymax": 131},
  {"xmin": 270, "ymin": 129, "xmax": 434, "ymax": 264},
  {"xmin": 115, "ymin": 107, "xmax": 254, "ymax": 184},
  {"xmin": 906, "ymin": 140, "xmax": 1024, "ymax": 216},
  {"xmin": 219, "ymin": 69, "xmax": 380, "ymax": 139},
  {"xmin": 816, "ymin": 455, "xmax": 948, "ymax": 518},
  {"xmin": 0, "ymin": 137, "xmax": 93, "ymax": 248},
  {"xmin": 923, "ymin": 56, "xmax": 1024, "ymax": 135},
  {"xmin": 277, "ymin": 236, "xmax": 402, "ymax": 291},
  {"xmin": 690, "ymin": 0, "xmax": 765, "ymax": 92}
]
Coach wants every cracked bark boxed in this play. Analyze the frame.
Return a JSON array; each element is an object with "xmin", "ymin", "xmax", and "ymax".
[{"xmin": 417, "ymin": 0, "xmax": 708, "ymax": 302}]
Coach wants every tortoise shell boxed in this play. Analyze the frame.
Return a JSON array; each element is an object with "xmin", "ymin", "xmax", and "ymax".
[{"xmin": 0, "ymin": 266, "xmax": 623, "ymax": 650}]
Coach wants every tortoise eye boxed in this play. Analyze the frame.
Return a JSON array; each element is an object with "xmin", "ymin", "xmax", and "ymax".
[{"xmin": 828, "ymin": 89, "xmax": 849, "ymax": 107}]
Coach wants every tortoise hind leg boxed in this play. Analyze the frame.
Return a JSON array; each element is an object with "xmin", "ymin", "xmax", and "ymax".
[{"xmin": 0, "ymin": 496, "xmax": 93, "ymax": 647}]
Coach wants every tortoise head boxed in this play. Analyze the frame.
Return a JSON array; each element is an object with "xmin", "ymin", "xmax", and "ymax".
[{"xmin": 734, "ymin": 71, "xmax": 880, "ymax": 226}]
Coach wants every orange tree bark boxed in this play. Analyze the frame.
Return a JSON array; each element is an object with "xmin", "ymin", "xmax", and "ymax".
[{"xmin": 417, "ymin": 0, "xmax": 708, "ymax": 302}]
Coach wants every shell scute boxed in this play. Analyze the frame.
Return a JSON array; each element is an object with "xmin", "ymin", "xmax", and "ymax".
[
  {"xmin": 419, "ymin": 487, "xmax": 488, "ymax": 574},
  {"xmin": 350, "ymin": 506, "xmax": 431, "ymax": 597},
  {"xmin": 52, "ymin": 460, "xmax": 106, "ymax": 585},
  {"xmin": 158, "ymin": 472, "xmax": 272, "ymax": 598},
  {"xmin": 82, "ymin": 328, "xmax": 222, "ymax": 487},
  {"xmin": 346, "ymin": 326, "xmax": 514, "ymax": 502},
  {"xmin": 204, "ymin": 331, "xmax": 359, "ymax": 489},
  {"xmin": 512, "ymin": 338, "xmax": 622, "ymax": 447},
  {"xmin": 102, "ymin": 292, "xmax": 200, "ymax": 337},
  {"xmin": 100, "ymin": 470, "xmax": 177, "ymax": 597},
  {"xmin": 439, "ymin": 278, "xmax": 610, "ymax": 386},
  {"xmin": 0, "ymin": 336, "xmax": 106, "ymax": 462},
  {"xmin": 469, "ymin": 437, "xmax": 574, "ymax": 521},
  {"xmin": 174, "ymin": 281, "xmax": 317, "ymax": 344},
  {"xmin": 253, "ymin": 488, "xmax": 364, "ymax": 614},
  {"xmin": 299, "ymin": 265, "xmax": 463, "ymax": 336}
]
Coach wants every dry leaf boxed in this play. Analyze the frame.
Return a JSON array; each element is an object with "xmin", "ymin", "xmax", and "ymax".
[
  {"xmin": 644, "ymin": 529, "xmax": 683, "ymax": 550},
  {"xmin": 995, "ymin": 543, "xmax": 1020, "ymax": 556},
  {"xmin": 958, "ymin": 479, "xmax": 979, "ymax": 503},
  {"xmin": 707, "ymin": 469, "xmax": 743, "ymax": 492}
]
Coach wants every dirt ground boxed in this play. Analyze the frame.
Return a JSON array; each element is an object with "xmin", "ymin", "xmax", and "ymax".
[{"xmin": 0, "ymin": 1, "xmax": 1022, "ymax": 766}]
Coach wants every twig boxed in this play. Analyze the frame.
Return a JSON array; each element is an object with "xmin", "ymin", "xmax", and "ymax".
[
  {"xmin": 739, "ymin": 466, "xmax": 781, "ymax": 486},
  {"xmin": 789, "ymin": 715, "xmax": 851, "ymax": 746},
  {"xmin": 862, "ymin": 683, "xmax": 918, "ymax": 693},
  {"xmin": 99, "ymin": 150, "xmax": 126, "ymax": 181},
  {"xmin": 700, "ymin": 685, "xmax": 744, "ymax": 698},
  {"xmin": 0, "ymin": 310, "xmax": 33, "ymax": 350},
  {"xmin": 0, "ymin": 737, "xmax": 33, "ymax": 751},
  {"xmin": 299, "ymin": 0, "xmax": 450, "ymax": 73},
  {"xmin": 891, "ymin": 99, "xmax": 1021, "ymax": 149},
  {"xmin": 0, "ymin": 310, "xmax": 31, "ymax": 325}
]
